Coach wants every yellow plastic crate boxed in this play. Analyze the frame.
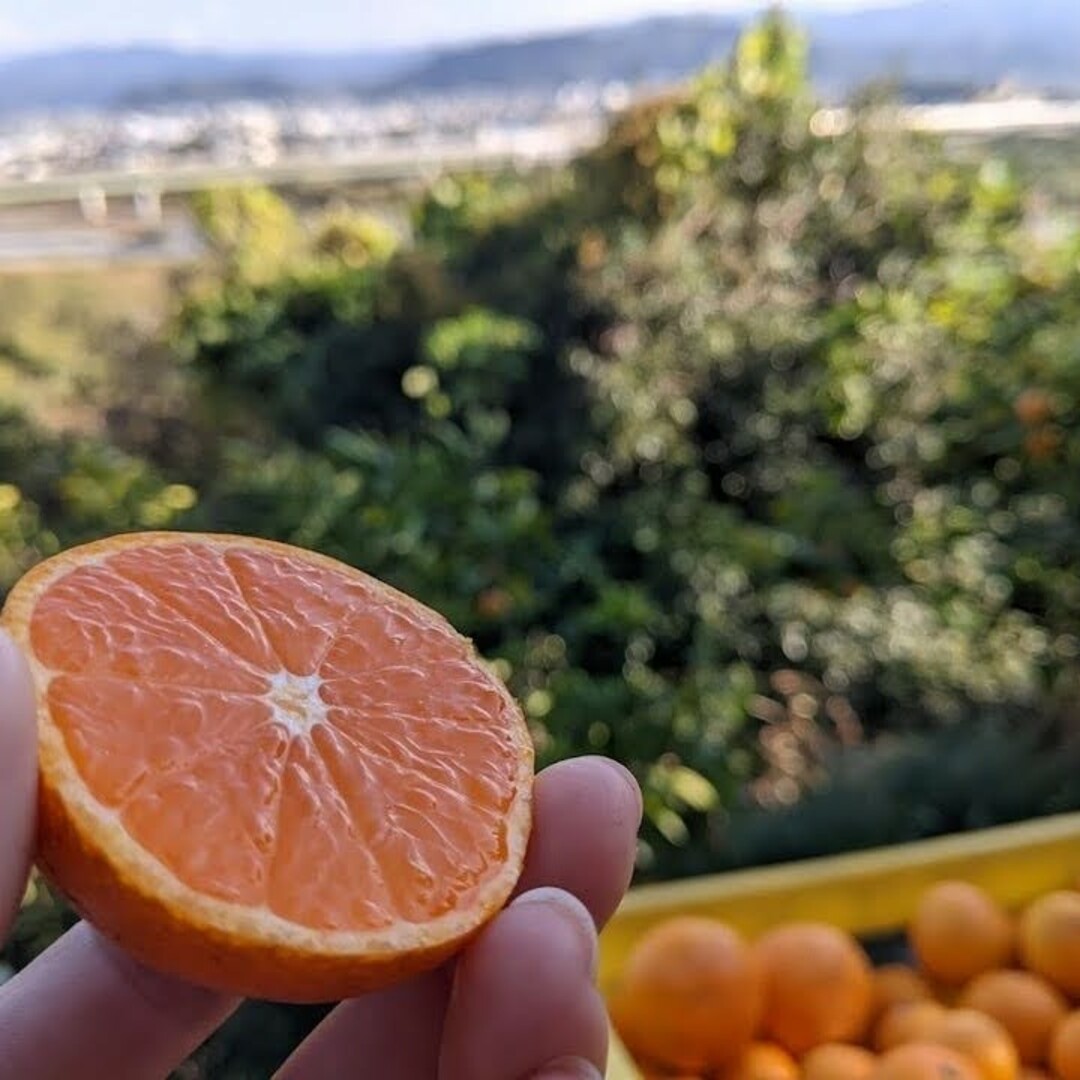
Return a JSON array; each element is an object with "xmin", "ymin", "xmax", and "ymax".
[{"xmin": 602, "ymin": 810, "xmax": 1080, "ymax": 1080}]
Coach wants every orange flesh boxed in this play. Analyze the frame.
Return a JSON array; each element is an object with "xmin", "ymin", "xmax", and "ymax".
[{"xmin": 31, "ymin": 541, "xmax": 522, "ymax": 932}]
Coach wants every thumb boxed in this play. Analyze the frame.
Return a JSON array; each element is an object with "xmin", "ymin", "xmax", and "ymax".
[
  {"xmin": 529, "ymin": 1057, "xmax": 604, "ymax": 1080},
  {"xmin": 0, "ymin": 627, "xmax": 37, "ymax": 941}
]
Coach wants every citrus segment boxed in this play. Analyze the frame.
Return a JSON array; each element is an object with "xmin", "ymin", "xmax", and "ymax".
[
  {"xmin": 29, "ymin": 560, "xmax": 268, "ymax": 691},
  {"xmin": 222, "ymin": 545, "xmax": 393, "ymax": 675},
  {"xmin": 4, "ymin": 532, "xmax": 534, "ymax": 1001},
  {"xmin": 105, "ymin": 542, "xmax": 283, "ymax": 669}
]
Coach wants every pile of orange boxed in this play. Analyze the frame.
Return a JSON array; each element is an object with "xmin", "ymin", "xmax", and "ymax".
[{"xmin": 610, "ymin": 879, "xmax": 1080, "ymax": 1080}]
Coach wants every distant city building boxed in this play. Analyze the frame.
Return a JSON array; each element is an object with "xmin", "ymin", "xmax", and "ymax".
[{"xmin": 0, "ymin": 86, "xmax": 626, "ymax": 185}]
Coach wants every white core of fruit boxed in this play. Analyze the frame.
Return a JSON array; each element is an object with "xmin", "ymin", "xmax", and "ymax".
[{"xmin": 266, "ymin": 670, "xmax": 327, "ymax": 738}]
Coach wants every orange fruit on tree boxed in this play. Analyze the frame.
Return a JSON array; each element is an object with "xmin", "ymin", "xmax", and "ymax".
[
  {"xmin": 1049, "ymin": 1010, "xmax": 1080, "ymax": 1080},
  {"xmin": 909, "ymin": 882, "xmax": 1014, "ymax": 986},
  {"xmin": 931, "ymin": 1008, "xmax": 1020, "ymax": 1080},
  {"xmin": 756, "ymin": 922, "xmax": 874, "ymax": 1055},
  {"xmin": 876, "ymin": 1002, "xmax": 950, "ymax": 1052},
  {"xmin": 872, "ymin": 1043, "xmax": 980, "ymax": 1080},
  {"xmin": 609, "ymin": 916, "xmax": 764, "ymax": 1073},
  {"xmin": 1, "ymin": 532, "xmax": 535, "ymax": 1001},
  {"xmin": 958, "ymin": 970, "xmax": 1068, "ymax": 1066},
  {"xmin": 1023, "ymin": 425, "xmax": 1063, "ymax": 461},
  {"xmin": 803, "ymin": 1042, "xmax": 878, "ymax": 1080},
  {"xmin": 1018, "ymin": 891, "xmax": 1080, "ymax": 999},
  {"xmin": 724, "ymin": 1042, "xmax": 800, "ymax": 1080},
  {"xmin": 874, "ymin": 965, "xmax": 935, "ymax": 1018},
  {"xmin": 1013, "ymin": 389, "xmax": 1055, "ymax": 428}
]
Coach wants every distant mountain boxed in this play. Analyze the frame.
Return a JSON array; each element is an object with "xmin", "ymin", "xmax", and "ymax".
[
  {"xmin": 1, "ymin": 0, "xmax": 1079, "ymax": 117},
  {"xmin": 378, "ymin": 16, "xmax": 742, "ymax": 94},
  {"xmin": 0, "ymin": 46, "xmax": 416, "ymax": 113},
  {"xmin": 386, "ymin": 0, "xmax": 1080, "ymax": 99}
]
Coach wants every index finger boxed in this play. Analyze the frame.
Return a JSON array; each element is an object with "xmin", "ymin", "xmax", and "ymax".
[{"xmin": 0, "ymin": 629, "xmax": 37, "ymax": 940}]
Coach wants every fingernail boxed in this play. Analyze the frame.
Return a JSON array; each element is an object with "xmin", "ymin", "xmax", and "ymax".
[
  {"xmin": 0, "ymin": 627, "xmax": 18, "ymax": 664},
  {"xmin": 0, "ymin": 628, "xmax": 28, "ymax": 685},
  {"xmin": 510, "ymin": 887, "xmax": 598, "ymax": 979},
  {"xmin": 0, "ymin": 629, "xmax": 35, "ymax": 727},
  {"xmin": 597, "ymin": 757, "xmax": 643, "ymax": 825},
  {"xmin": 530, "ymin": 1056, "xmax": 604, "ymax": 1080},
  {"xmin": 0, "ymin": 626, "xmax": 30, "ymax": 672}
]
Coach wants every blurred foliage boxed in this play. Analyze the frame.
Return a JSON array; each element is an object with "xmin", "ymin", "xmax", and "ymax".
[
  {"xmin": 5, "ymin": 12, "xmax": 1080, "ymax": 1075},
  {"xmin": 190, "ymin": 187, "xmax": 304, "ymax": 285},
  {"xmin": 310, "ymin": 205, "xmax": 399, "ymax": 268}
]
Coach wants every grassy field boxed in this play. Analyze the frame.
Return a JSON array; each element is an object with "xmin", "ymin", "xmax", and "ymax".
[{"xmin": 0, "ymin": 264, "xmax": 173, "ymax": 431}]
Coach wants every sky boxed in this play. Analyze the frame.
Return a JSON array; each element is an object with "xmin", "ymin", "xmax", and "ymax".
[{"xmin": 0, "ymin": 0, "xmax": 894, "ymax": 54}]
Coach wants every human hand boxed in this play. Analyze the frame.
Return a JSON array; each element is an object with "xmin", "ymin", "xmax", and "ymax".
[{"xmin": 0, "ymin": 629, "xmax": 642, "ymax": 1079}]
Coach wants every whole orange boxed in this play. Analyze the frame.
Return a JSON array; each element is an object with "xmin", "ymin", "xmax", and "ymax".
[
  {"xmin": 1049, "ymin": 1010, "xmax": 1080, "ymax": 1080},
  {"xmin": 1018, "ymin": 891, "xmax": 1080, "ymax": 999},
  {"xmin": 872, "ymin": 1043, "xmax": 980, "ymax": 1080},
  {"xmin": 958, "ymin": 970, "xmax": 1067, "ymax": 1066},
  {"xmin": 932, "ymin": 1008, "xmax": 1019, "ymax": 1080},
  {"xmin": 909, "ymin": 882, "xmax": 1014, "ymax": 986},
  {"xmin": 803, "ymin": 1043, "xmax": 878, "ymax": 1080},
  {"xmin": 609, "ymin": 916, "xmax": 764, "ymax": 1073},
  {"xmin": 724, "ymin": 1042, "xmax": 800, "ymax": 1080},
  {"xmin": 876, "ymin": 1002, "xmax": 950, "ymax": 1052},
  {"xmin": 756, "ymin": 922, "xmax": 873, "ymax": 1054}
]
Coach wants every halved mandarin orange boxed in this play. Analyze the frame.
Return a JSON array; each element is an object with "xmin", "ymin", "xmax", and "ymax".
[{"xmin": 2, "ymin": 532, "xmax": 535, "ymax": 1002}]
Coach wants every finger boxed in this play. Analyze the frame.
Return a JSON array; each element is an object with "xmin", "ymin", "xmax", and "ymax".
[
  {"xmin": 271, "ymin": 968, "xmax": 452, "ymax": 1080},
  {"xmin": 438, "ymin": 888, "xmax": 609, "ymax": 1080},
  {"xmin": 510, "ymin": 756, "xmax": 642, "ymax": 928},
  {"xmin": 277, "ymin": 755, "xmax": 641, "ymax": 1079},
  {"xmin": 0, "ymin": 629, "xmax": 37, "ymax": 940},
  {"xmin": 0, "ymin": 922, "xmax": 238, "ymax": 1080}
]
